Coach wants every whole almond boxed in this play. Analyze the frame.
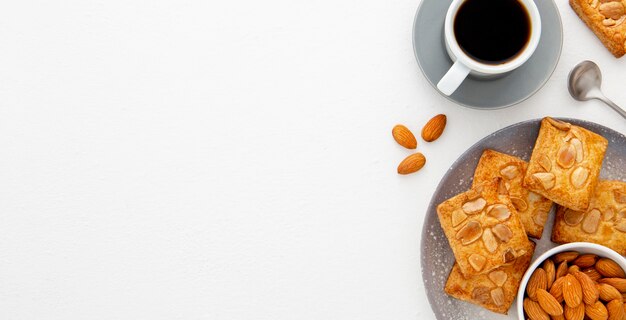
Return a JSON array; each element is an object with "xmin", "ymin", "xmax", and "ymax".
[
  {"xmin": 573, "ymin": 254, "xmax": 598, "ymax": 268},
  {"xmin": 557, "ymin": 261, "xmax": 569, "ymax": 279},
  {"xmin": 585, "ymin": 301, "xmax": 608, "ymax": 320},
  {"xmin": 573, "ymin": 271, "xmax": 599, "ymax": 305},
  {"xmin": 537, "ymin": 289, "xmax": 564, "ymax": 316},
  {"xmin": 598, "ymin": 283, "xmax": 623, "ymax": 302},
  {"xmin": 528, "ymin": 268, "xmax": 548, "ymax": 301},
  {"xmin": 397, "ymin": 153, "xmax": 426, "ymax": 175},
  {"xmin": 569, "ymin": 265, "xmax": 581, "ymax": 274},
  {"xmin": 555, "ymin": 252, "xmax": 580, "ymax": 264},
  {"xmin": 599, "ymin": 278, "xmax": 626, "ymax": 293},
  {"xmin": 551, "ymin": 276, "xmax": 566, "ymax": 303},
  {"xmin": 596, "ymin": 258, "xmax": 626, "ymax": 278},
  {"xmin": 392, "ymin": 125, "xmax": 417, "ymax": 149},
  {"xmin": 564, "ymin": 304, "xmax": 585, "ymax": 320},
  {"xmin": 524, "ymin": 297, "xmax": 551, "ymax": 320},
  {"xmin": 544, "ymin": 259, "xmax": 556, "ymax": 289},
  {"xmin": 563, "ymin": 274, "xmax": 583, "ymax": 308},
  {"xmin": 421, "ymin": 114, "xmax": 446, "ymax": 142},
  {"xmin": 583, "ymin": 268, "xmax": 603, "ymax": 282},
  {"xmin": 606, "ymin": 299, "xmax": 624, "ymax": 320}
]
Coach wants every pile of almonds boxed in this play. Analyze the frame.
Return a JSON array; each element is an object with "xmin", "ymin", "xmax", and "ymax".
[
  {"xmin": 523, "ymin": 251, "xmax": 626, "ymax": 320},
  {"xmin": 393, "ymin": 114, "xmax": 447, "ymax": 175}
]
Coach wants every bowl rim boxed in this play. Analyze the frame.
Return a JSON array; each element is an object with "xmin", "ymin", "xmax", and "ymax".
[{"xmin": 516, "ymin": 242, "xmax": 626, "ymax": 318}]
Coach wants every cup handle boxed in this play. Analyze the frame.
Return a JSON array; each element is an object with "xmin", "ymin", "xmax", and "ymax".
[{"xmin": 436, "ymin": 61, "xmax": 471, "ymax": 96}]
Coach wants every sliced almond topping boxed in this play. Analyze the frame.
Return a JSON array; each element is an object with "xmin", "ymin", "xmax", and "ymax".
[
  {"xmin": 451, "ymin": 209, "xmax": 468, "ymax": 227},
  {"xmin": 614, "ymin": 190, "xmax": 626, "ymax": 203},
  {"xmin": 557, "ymin": 143, "xmax": 576, "ymax": 169},
  {"xmin": 482, "ymin": 228, "xmax": 498, "ymax": 253},
  {"xmin": 617, "ymin": 209, "xmax": 626, "ymax": 220},
  {"xmin": 503, "ymin": 248, "xmax": 516, "ymax": 264},
  {"xmin": 533, "ymin": 172, "xmax": 556, "ymax": 190},
  {"xmin": 538, "ymin": 154, "xmax": 552, "ymax": 172},
  {"xmin": 500, "ymin": 164, "xmax": 519, "ymax": 180},
  {"xmin": 510, "ymin": 197, "xmax": 528, "ymax": 212},
  {"xmin": 547, "ymin": 117, "xmax": 571, "ymax": 131},
  {"xmin": 462, "ymin": 197, "xmax": 486, "ymax": 214},
  {"xmin": 615, "ymin": 220, "xmax": 626, "ymax": 233},
  {"xmin": 611, "ymin": 15, "xmax": 626, "ymax": 27},
  {"xmin": 468, "ymin": 253, "xmax": 486, "ymax": 272},
  {"xmin": 570, "ymin": 138, "xmax": 584, "ymax": 163},
  {"xmin": 602, "ymin": 208, "xmax": 614, "ymax": 221},
  {"xmin": 533, "ymin": 207, "xmax": 549, "ymax": 226},
  {"xmin": 570, "ymin": 167, "xmax": 589, "ymax": 189},
  {"xmin": 466, "ymin": 186, "xmax": 483, "ymax": 200},
  {"xmin": 528, "ymin": 191, "xmax": 542, "ymax": 201},
  {"xmin": 472, "ymin": 286, "xmax": 491, "ymax": 304},
  {"xmin": 582, "ymin": 209, "xmax": 601, "ymax": 234},
  {"xmin": 564, "ymin": 208, "xmax": 585, "ymax": 226},
  {"xmin": 600, "ymin": 1, "xmax": 625, "ymax": 20},
  {"xmin": 604, "ymin": 17, "xmax": 617, "ymax": 26},
  {"xmin": 455, "ymin": 221, "xmax": 483, "ymax": 245},
  {"xmin": 497, "ymin": 179, "xmax": 508, "ymax": 195},
  {"xmin": 487, "ymin": 204, "xmax": 511, "ymax": 221},
  {"xmin": 490, "ymin": 287, "xmax": 504, "ymax": 306},
  {"xmin": 492, "ymin": 224, "xmax": 513, "ymax": 242},
  {"xmin": 489, "ymin": 270, "xmax": 508, "ymax": 287}
]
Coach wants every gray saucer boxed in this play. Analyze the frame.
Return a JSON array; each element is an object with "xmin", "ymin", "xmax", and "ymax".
[{"xmin": 413, "ymin": 0, "xmax": 563, "ymax": 109}]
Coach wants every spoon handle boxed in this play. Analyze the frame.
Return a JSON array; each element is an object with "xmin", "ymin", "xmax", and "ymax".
[{"xmin": 597, "ymin": 93, "xmax": 626, "ymax": 120}]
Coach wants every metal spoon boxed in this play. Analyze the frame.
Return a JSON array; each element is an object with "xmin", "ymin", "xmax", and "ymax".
[{"xmin": 568, "ymin": 60, "xmax": 626, "ymax": 119}]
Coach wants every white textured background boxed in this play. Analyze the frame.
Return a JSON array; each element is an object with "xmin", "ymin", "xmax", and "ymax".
[{"xmin": 0, "ymin": 0, "xmax": 625, "ymax": 319}]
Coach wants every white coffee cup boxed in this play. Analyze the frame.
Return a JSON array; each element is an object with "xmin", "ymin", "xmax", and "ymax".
[{"xmin": 436, "ymin": 0, "xmax": 542, "ymax": 96}]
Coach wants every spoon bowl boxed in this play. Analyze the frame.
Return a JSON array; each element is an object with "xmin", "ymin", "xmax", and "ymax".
[
  {"xmin": 568, "ymin": 60, "xmax": 626, "ymax": 119},
  {"xmin": 568, "ymin": 61, "xmax": 602, "ymax": 101}
]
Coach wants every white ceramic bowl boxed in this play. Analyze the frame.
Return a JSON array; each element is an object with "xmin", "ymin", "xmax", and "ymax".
[{"xmin": 517, "ymin": 242, "xmax": 626, "ymax": 319}]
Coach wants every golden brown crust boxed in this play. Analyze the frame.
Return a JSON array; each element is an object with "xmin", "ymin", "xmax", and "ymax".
[
  {"xmin": 552, "ymin": 180, "xmax": 626, "ymax": 255},
  {"xmin": 522, "ymin": 118, "xmax": 608, "ymax": 212},
  {"xmin": 437, "ymin": 179, "xmax": 532, "ymax": 277},
  {"xmin": 473, "ymin": 149, "xmax": 553, "ymax": 239},
  {"xmin": 444, "ymin": 242, "xmax": 536, "ymax": 314},
  {"xmin": 570, "ymin": 0, "xmax": 626, "ymax": 58}
]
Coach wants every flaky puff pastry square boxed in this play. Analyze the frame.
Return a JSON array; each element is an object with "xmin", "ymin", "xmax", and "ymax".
[
  {"xmin": 473, "ymin": 149, "xmax": 553, "ymax": 239},
  {"xmin": 552, "ymin": 180, "xmax": 626, "ymax": 254},
  {"xmin": 523, "ymin": 118, "xmax": 607, "ymax": 212},
  {"xmin": 437, "ymin": 178, "xmax": 532, "ymax": 277},
  {"xmin": 570, "ymin": 0, "xmax": 626, "ymax": 58},
  {"xmin": 444, "ymin": 241, "xmax": 535, "ymax": 315}
]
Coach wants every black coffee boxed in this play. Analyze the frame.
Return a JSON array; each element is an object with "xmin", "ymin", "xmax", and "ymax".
[{"xmin": 454, "ymin": 0, "xmax": 531, "ymax": 64}]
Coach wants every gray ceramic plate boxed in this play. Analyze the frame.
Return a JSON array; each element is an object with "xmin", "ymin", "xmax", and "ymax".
[
  {"xmin": 412, "ymin": 0, "xmax": 563, "ymax": 109},
  {"xmin": 421, "ymin": 119, "xmax": 626, "ymax": 319}
]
